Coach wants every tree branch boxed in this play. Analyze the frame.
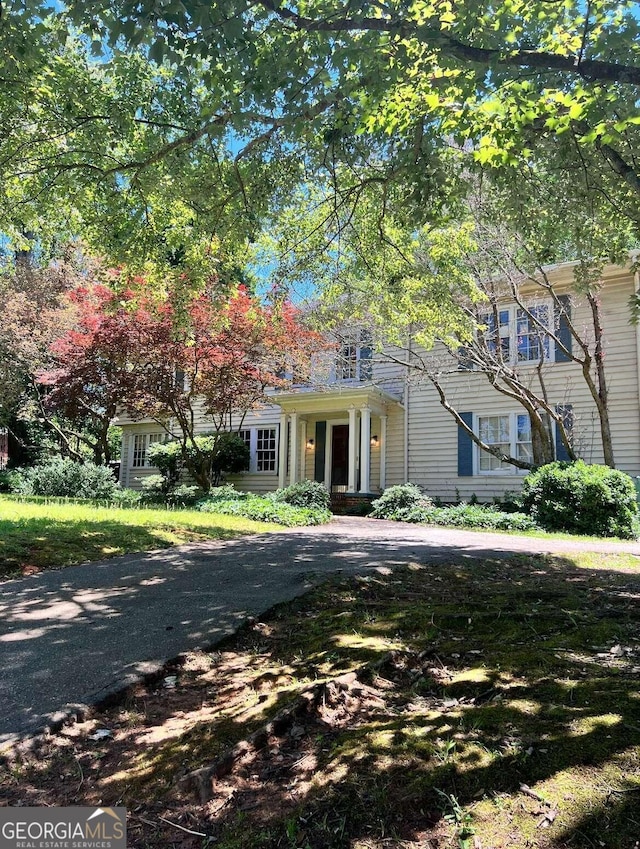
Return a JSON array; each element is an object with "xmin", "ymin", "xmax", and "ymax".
[{"xmin": 256, "ymin": 0, "xmax": 640, "ymax": 85}]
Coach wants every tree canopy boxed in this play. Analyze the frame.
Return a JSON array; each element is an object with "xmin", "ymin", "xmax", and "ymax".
[{"xmin": 1, "ymin": 0, "xmax": 639, "ymax": 276}]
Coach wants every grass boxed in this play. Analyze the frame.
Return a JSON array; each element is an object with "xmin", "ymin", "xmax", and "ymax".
[
  {"xmin": 0, "ymin": 496, "xmax": 281, "ymax": 579},
  {"xmin": 2, "ymin": 551, "xmax": 640, "ymax": 848},
  {"xmin": 424, "ymin": 520, "xmax": 640, "ymax": 545}
]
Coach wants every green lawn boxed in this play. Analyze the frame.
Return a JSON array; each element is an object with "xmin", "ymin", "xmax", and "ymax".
[{"xmin": 0, "ymin": 497, "xmax": 281, "ymax": 579}]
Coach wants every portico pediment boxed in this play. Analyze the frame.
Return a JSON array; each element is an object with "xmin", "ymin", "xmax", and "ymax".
[{"xmin": 271, "ymin": 386, "xmax": 403, "ymax": 416}]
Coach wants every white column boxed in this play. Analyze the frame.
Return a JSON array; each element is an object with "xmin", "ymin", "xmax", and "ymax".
[
  {"xmin": 300, "ymin": 419, "xmax": 307, "ymax": 481},
  {"xmin": 278, "ymin": 412, "xmax": 288, "ymax": 488},
  {"xmin": 380, "ymin": 414, "xmax": 387, "ymax": 491},
  {"xmin": 359, "ymin": 406, "xmax": 371, "ymax": 493},
  {"xmin": 348, "ymin": 406, "xmax": 358, "ymax": 493},
  {"xmin": 289, "ymin": 412, "xmax": 299, "ymax": 485}
]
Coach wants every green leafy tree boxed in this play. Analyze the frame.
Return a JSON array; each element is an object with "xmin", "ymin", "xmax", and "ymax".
[
  {"xmin": 280, "ymin": 170, "xmax": 628, "ymax": 471},
  {"xmin": 2, "ymin": 0, "xmax": 640, "ymax": 275}
]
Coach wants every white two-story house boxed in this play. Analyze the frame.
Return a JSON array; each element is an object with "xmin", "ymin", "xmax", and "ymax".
[{"xmin": 117, "ymin": 258, "xmax": 640, "ymax": 502}]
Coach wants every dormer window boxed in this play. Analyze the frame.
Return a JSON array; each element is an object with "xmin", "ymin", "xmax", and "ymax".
[{"xmin": 336, "ymin": 329, "xmax": 373, "ymax": 382}]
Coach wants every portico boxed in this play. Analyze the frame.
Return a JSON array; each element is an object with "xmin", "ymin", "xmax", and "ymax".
[{"xmin": 274, "ymin": 387, "xmax": 401, "ymax": 493}]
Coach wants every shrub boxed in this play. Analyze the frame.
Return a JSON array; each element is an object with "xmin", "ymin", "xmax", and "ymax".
[
  {"xmin": 137, "ymin": 475, "xmax": 203, "ymax": 507},
  {"xmin": 147, "ymin": 434, "xmax": 250, "ymax": 493},
  {"xmin": 0, "ymin": 469, "xmax": 20, "ymax": 493},
  {"xmin": 186, "ymin": 432, "xmax": 250, "ymax": 489},
  {"xmin": 198, "ymin": 494, "xmax": 331, "ymax": 526},
  {"xmin": 9, "ymin": 459, "xmax": 120, "ymax": 500},
  {"xmin": 492, "ymin": 490, "xmax": 524, "ymax": 514},
  {"xmin": 147, "ymin": 441, "xmax": 183, "ymax": 492},
  {"xmin": 521, "ymin": 460, "xmax": 639, "ymax": 539},
  {"xmin": 205, "ymin": 484, "xmax": 249, "ymax": 501},
  {"xmin": 370, "ymin": 483, "xmax": 433, "ymax": 520},
  {"xmin": 165, "ymin": 484, "xmax": 202, "ymax": 506},
  {"xmin": 425, "ymin": 504, "xmax": 537, "ymax": 532},
  {"xmin": 372, "ymin": 499, "xmax": 537, "ymax": 531},
  {"xmin": 110, "ymin": 488, "xmax": 144, "ymax": 507},
  {"xmin": 273, "ymin": 480, "xmax": 331, "ymax": 510},
  {"xmin": 139, "ymin": 475, "xmax": 166, "ymax": 497}
]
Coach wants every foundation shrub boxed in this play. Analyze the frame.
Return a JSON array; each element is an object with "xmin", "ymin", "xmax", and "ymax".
[
  {"xmin": 521, "ymin": 461, "xmax": 639, "ymax": 539},
  {"xmin": 370, "ymin": 484, "xmax": 433, "ymax": 520}
]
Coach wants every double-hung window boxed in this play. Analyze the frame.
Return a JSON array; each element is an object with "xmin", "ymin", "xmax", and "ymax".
[
  {"xmin": 480, "ymin": 304, "xmax": 552, "ymax": 364},
  {"xmin": 238, "ymin": 427, "xmax": 279, "ymax": 473},
  {"xmin": 335, "ymin": 329, "xmax": 373, "ymax": 382},
  {"xmin": 256, "ymin": 428, "xmax": 277, "ymax": 472},
  {"xmin": 238, "ymin": 429, "xmax": 252, "ymax": 471},
  {"xmin": 132, "ymin": 432, "xmax": 164, "ymax": 468},
  {"xmin": 483, "ymin": 309, "xmax": 512, "ymax": 360},
  {"xmin": 516, "ymin": 305, "xmax": 550, "ymax": 363},
  {"xmin": 477, "ymin": 413, "xmax": 532, "ymax": 473}
]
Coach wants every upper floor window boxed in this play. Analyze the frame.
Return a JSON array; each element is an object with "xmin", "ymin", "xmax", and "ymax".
[
  {"xmin": 481, "ymin": 304, "xmax": 552, "ymax": 364},
  {"xmin": 335, "ymin": 329, "xmax": 373, "ymax": 382}
]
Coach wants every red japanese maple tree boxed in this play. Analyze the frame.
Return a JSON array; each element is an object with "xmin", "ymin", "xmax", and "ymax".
[{"xmin": 41, "ymin": 277, "xmax": 322, "ymax": 485}]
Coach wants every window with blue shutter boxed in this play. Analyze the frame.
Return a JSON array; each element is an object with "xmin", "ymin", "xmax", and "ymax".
[
  {"xmin": 555, "ymin": 404, "xmax": 573, "ymax": 460},
  {"xmin": 457, "ymin": 412, "xmax": 474, "ymax": 477},
  {"xmin": 554, "ymin": 295, "xmax": 572, "ymax": 362}
]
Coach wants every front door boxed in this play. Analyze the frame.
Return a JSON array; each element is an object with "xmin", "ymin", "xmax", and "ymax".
[{"xmin": 331, "ymin": 424, "xmax": 349, "ymax": 489}]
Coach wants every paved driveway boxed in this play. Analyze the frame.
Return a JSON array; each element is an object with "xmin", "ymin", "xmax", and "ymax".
[{"xmin": 1, "ymin": 517, "xmax": 639, "ymax": 745}]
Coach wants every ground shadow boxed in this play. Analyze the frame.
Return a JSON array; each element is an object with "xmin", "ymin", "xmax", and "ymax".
[{"xmin": 2, "ymin": 534, "xmax": 640, "ymax": 847}]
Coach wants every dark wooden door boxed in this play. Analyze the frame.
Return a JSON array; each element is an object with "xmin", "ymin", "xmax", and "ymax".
[{"xmin": 331, "ymin": 425, "xmax": 349, "ymax": 487}]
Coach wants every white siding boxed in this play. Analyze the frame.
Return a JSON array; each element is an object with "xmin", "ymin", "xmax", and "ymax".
[
  {"xmin": 404, "ymin": 267, "xmax": 640, "ymax": 501},
  {"xmin": 117, "ymin": 262, "xmax": 640, "ymax": 501},
  {"xmin": 225, "ymin": 405, "xmax": 281, "ymax": 493},
  {"xmin": 120, "ymin": 405, "xmax": 282, "ymax": 492}
]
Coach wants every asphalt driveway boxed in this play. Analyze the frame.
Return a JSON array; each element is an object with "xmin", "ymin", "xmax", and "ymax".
[{"xmin": 1, "ymin": 517, "xmax": 639, "ymax": 746}]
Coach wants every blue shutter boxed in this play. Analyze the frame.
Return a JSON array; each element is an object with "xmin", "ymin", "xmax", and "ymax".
[
  {"xmin": 555, "ymin": 295, "xmax": 572, "ymax": 362},
  {"xmin": 458, "ymin": 412, "xmax": 474, "ymax": 476},
  {"xmin": 555, "ymin": 404, "xmax": 573, "ymax": 461},
  {"xmin": 314, "ymin": 421, "xmax": 327, "ymax": 482}
]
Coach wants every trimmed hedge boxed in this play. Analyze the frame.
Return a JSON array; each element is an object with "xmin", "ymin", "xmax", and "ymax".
[{"xmin": 521, "ymin": 460, "xmax": 639, "ymax": 539}]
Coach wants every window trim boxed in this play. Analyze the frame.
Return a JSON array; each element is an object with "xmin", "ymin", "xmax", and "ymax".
[
  {"xmin": 131, "ymin": 432, "xmax": 165, "ymax": 468},
  {"xmin": 237, "ymin": 426, "xmax": 279, "ymax": 475},
  {"xmin": 334, "ymin": 329, "xmax": 373, "ymax": 384},
  {"xmin": 479, "ymin": 301, "xmax": 555, "ymax": 366},
  {"xmin": 474, "ymin": 412, "xmax": 532, "ymax": 476}
]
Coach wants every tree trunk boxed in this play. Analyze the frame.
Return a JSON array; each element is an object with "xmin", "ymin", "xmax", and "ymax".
[
  {"xmin": 530, "ymin": 413, "xmax": 555, "ymax": 466},
  {"xmin": 587, "ymin": 293, "xmax": 615, "ymax": 468}
]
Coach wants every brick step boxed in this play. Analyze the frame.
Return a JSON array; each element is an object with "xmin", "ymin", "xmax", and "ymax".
[{"xmin": 330, "ymin": 492, "xmax": 377, "ymax": 516}]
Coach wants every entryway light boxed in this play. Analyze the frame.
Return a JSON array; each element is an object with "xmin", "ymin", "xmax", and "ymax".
[
  {"xmin": 370, "ymin": 434, "xmax": 379, "ymax": 446},
  {"xmin": 306, "ymin": 438, "xmax": 315, "ymax": 449}
]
